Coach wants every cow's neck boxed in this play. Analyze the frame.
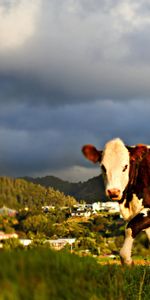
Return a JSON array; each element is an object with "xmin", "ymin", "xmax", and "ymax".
[
  {"xmin": 120, "ymin": 153, "xmax": 150, "ymax": 219},
  {"xmin": 119, "ymin": 162, "xmax": 144, "ymax": 220},
  {"xmin": 123, "ymin": 146, "xmax": 150, "ymax": 203},
  {"xmin": 122, "ymin": 160, "xmax": 140, "ymax": 205}
]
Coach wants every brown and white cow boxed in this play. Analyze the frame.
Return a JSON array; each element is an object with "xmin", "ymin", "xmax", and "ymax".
[{"xmin": 82, "ymin": 138, "xmax": 150, "ymax": 265}]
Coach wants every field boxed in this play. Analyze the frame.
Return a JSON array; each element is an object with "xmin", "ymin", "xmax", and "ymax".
[{"xmin": 0, "ymin": 249, "xmax": 149, "ymax": 300}]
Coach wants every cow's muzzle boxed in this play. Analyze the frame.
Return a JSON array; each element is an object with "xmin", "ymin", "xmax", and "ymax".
[{"xmin": 107, "ymin": 188, "xmax": 121, "ymax": 200}]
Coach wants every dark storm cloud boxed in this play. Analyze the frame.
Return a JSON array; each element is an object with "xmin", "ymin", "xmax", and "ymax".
[
  {"xmin": 0, "ymin": 100, "xmax": 150, "ymax": 179},
  {"xmin": 0, "ymin": 72, "xmax": 59, "ymax": 104},
  {"xmin": 1, "ymin": 59, "xmax": 150, "ymax": 108}
]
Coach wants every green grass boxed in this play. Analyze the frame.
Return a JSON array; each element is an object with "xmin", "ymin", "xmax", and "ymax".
[{"xmin": 0, "ymin": 249, "xmax": 149, "ymax": 300}]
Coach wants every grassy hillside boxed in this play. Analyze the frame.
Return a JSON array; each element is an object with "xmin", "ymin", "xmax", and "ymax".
[
  {"xmin": 0, "ymin": 249, "xmax": 149, "ymax": 300},
  {"xmin": 0, "ymin": 177, "xmax": 77, "ymax": 209},
  {"xmin": 24, "ymin": 175, "xmax": 108, "ymax": 203}
]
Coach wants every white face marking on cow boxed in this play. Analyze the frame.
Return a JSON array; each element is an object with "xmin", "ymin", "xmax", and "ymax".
[
  {"xmin": 141, "ymin": 208, "xmax": 150, "ymax": 217},
  {"xmin": 119, "ymin": 194, "xmax": 144, "ymax": 221},
  {"xmin": 100, "ymin": 138, "xmax": 130, "ymax": 201}
]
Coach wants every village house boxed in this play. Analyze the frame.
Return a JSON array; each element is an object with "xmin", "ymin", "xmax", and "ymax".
[
  {"xmin": 47, "ymin": 238, "xmax": 76, "ymax": 251},
  {"xmin": 71, "ymin": 210, "xmax": 91, "ymax": 217},
  {"xmin": 19, "ymin": 239, "xmax": 32, "ymax": 247},
  {"xmin": 99, "ymin": 202, "xmax": 120, "ymax": 213},
  {"xmin": 0, "ymin": 231, "xmax": 18, "ymax": 240},
  {"xmin": 0, "ymin": 206, "xmax": 17, "ymax": 217},
  {"xmin": 72, "ymin": 201, "xmax": 119, "ymax": 217},
  {"xmin": 19, "ymin": 238, "xmax": 76, "ymax": 251},
  {"xmin": 0, "ymin": 231, "xmax": 18, "ymax": 247}
]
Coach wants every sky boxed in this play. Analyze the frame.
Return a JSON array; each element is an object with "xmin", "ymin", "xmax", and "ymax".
[{"xmin": 1, "ymin": 0, "xmax": 150, "ymax": 182}]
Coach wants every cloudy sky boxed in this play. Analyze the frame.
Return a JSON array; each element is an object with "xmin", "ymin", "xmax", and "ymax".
[{"xmin": 0, "ymin": 0, "xmax": 150, "ymax": 182}]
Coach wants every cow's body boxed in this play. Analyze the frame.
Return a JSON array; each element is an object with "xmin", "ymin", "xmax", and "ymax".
[{"xmin": 82, "ymin": 138, "xmax": 150, "ymax": 265}]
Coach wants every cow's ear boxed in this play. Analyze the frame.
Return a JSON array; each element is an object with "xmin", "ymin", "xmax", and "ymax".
[
  {"xmin": 82, "ymin": 145, "xmax": 102, "ymax": 163},
  {"xmin": 126, "ymin": 145, "xmax": 148, "ymax": 162}
]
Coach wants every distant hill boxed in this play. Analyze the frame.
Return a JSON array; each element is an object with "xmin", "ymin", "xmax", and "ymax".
[
  {"xmin": 23, "ymin": 175, "xmax": 108, "ymax": 203},
  {"xmin": 0, "ymin": 177, "xmax": 77, "ymax": 209}
]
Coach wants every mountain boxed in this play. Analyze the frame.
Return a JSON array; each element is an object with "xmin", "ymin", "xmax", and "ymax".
[
  {"xmin": 0, "ymin": 177, "xmax": 77, "ymax": 209},
  {"xmin": 23, "ymin": 175, "xmax": 108, "ymax": 203}
]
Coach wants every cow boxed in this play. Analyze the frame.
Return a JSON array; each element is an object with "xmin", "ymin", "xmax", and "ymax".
[{"xmin": 82, "ymin": 138, "xmax": 150, "ymax": 265}]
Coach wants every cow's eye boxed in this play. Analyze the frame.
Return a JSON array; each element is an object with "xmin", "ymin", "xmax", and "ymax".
[
  {"xmin": 101, "ymin": 164, "xmax": 106, "ymax": 173},
  {"xmin": 122, "ymin": 164, "xmax": 128, "ymax": 172}
]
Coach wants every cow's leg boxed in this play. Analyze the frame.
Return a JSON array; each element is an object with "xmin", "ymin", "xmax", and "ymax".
[
  {"xmin": 120, "ymin": 209, "xmax": 150, "ymax": 265},
  {"xmin": 120, "ymin": 228, "xmax": 134, "ymax": 265}
]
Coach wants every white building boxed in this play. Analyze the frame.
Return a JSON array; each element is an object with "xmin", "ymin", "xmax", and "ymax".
[
  {"xmin": 0, "ymin": 231, "xmax": 18, "ymax": 240},
  {"xmin": 100, "ymin": 202, "xmax": 120, "ymax": 213},
  {"xmin": 48, "ymin": 238, "xmax": 76, "ymax": 250},
  {"xmin": 73, "ymin": 201, "xmax": 119, "ymax": 215},
  {"xmin": 19, "ymin": 239, "xmax": 32, "ymax": 246}
]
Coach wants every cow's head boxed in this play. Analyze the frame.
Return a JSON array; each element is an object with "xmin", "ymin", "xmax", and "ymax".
[{"xmin": 82, "ymin": 138, "xmax": 130, "ymax": 201}]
